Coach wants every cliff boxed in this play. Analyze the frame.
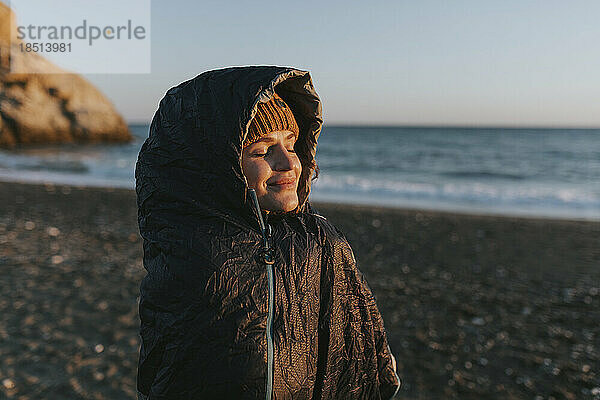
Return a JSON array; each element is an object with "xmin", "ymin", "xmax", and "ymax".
[{"xmin": 0, "ymin": 2, "xmax": 132, "ymax": 148}]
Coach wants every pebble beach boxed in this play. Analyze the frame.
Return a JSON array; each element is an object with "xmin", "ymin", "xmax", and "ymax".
[{"xmin": 0, "ymin": 180, "xmax": 599, "ymax": 399}]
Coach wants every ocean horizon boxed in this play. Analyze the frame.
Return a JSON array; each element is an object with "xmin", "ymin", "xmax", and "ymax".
[{"xmin": 0, "ymin": 124, "xmax": 598, "ymax": 221}]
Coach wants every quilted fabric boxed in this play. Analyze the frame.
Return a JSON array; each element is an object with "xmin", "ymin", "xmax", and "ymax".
[{"xmin": 135, "ymin": 66, "xmax": 401, "ymax": 399}]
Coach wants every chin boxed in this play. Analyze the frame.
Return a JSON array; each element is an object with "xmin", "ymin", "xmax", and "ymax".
[{"xmin": 265, "ymin": 194, "xmax": 299, "ymax": 213}]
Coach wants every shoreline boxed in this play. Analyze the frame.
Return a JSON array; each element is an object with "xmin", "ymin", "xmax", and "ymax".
[
  {"xmin": 1, "ymin": 179, "xmax": 598, "ymax": 399},
  {"xmin": 0, "ymin": 177, "xmax": 597, "ymax": 224}
]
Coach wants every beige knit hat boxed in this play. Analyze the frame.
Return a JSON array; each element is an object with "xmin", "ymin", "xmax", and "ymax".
[{"xmin": 244, "ymin": 92, "xmax": 300, "ymax": 147}]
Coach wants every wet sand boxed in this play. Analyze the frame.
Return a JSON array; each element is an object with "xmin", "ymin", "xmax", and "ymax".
[{"xmin": 0, "ymin": 180, "xmax": 598, "ymax": 399}]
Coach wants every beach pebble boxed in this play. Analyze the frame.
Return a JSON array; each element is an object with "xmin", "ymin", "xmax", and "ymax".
[
  {"xmin": 94, "ymin": 344, "xmax": 104, "ymax": 353},
  {"xmin": 471, "ymin": 317, "xmax": 485, "ymax": 326},
  {"xmin": 51, "ymin": 255, "xmax": 64, "ymax": 265},
  {"xmin": 563, "ymin": 288, "xmax": 575, "ymax": 302},
  {"xmin": 24, "ymin": 221, "xmax": 35, "ymax": 230},
  {"xmin": 582, "ymin": 364, "xmax": 591, "ymax": 373},
  {"xmin": 93, "ymin": 371, "xmax": 105, "ymax": 381},
  {"xmin": 2, "ymin": 378, "xmax": 15, "ymax": 389},
  {"xmin": 564, "ymin": 330, "xmax": 573, "ymax": 339},
  {"xmin": 46, "ymin": 226, "xmax": 61, "ymax": 237}
]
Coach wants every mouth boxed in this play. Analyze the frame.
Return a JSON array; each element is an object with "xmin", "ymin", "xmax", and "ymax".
[{"xmin": 268, "ymin": 178, "xmax": 296, "ymax": 189}]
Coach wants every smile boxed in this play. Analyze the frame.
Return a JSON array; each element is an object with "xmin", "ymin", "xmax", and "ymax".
[{"xmin": 268, "ymin": 180, "xmax": 296, "ymax": 190}]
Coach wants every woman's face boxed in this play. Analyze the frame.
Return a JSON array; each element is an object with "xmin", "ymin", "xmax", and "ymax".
[{"xmin": 241, "ymin": 130, "xmax": 302, "ymax": 214}]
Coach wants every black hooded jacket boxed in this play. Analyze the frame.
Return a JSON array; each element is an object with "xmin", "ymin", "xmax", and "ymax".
[{"xmin": 135, "ymin": 66, "xmax": 401, "ymax": 399}]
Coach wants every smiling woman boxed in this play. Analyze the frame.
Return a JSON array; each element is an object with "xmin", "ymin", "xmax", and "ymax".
[{"xmin": 135, "ymin": 66, "xmax": 400, "ymax": 399}]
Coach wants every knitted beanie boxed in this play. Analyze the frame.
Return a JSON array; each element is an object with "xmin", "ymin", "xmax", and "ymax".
[{"xmin": 244, "ymin": 92, "xmax": 300, "ymax": 148}]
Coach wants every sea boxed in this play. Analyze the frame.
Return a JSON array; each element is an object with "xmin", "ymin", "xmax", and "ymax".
[{"xmin": 0, "ymin": 125, "xmax": 599, "ymax": 221}]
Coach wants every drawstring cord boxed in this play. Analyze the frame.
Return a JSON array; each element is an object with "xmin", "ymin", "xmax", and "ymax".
[{"xmin": 247, "ymin": 188, "xmax": 275, "ymax": 400}]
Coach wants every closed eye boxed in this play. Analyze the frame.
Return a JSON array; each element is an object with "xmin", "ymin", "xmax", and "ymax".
[{"xmin": 253, "ymin": 147, "xmax": 296, "ymax": 157}]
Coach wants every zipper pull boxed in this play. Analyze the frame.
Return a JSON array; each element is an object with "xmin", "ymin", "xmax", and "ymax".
[
  {"xmin": 263, "ymin": 223, "xmax": 274, "ymax": 264},
  {"xmin": 248, "ymin": 189, "xmax": 275, "ymax": 265}
]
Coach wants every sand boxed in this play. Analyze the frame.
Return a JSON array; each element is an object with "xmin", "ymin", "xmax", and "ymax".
[{"xmin": 0, "ymin": 180, "xmax": 598, "ymax": 399}]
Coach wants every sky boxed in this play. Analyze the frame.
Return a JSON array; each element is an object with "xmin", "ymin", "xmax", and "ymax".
[{"xmin": 78, "ymin": 0, "xmax": 600, "ymax": 127}]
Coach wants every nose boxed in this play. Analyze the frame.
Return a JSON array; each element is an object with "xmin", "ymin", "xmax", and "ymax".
[{"xmin": 271, "ymin": 143, "xmax": 296, "ymax": 171}]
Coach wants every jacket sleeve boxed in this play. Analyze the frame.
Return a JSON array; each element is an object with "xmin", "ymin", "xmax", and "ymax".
[
  {"xmin": 362, "ymin": 274, "xmax": 402, "ymax": 399},
  {"xmin": 135, "ymin": 210, "xmax": 268, "ymax": 399},
  {"xmin": 136, "ymin": 267, "xmax": 203, "ymax": 399},
  {"xmin": 342, "ymin": 234, "xmax": 402, "ymax": 400}
]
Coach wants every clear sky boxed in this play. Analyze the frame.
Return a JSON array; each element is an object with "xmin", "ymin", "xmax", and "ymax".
[{"xmin": 81, "ymin": 0, "xmax": 600, "ymax": 127}]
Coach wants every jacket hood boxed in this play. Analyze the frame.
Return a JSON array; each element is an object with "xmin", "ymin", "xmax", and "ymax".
[{"xmin": 136, "ymin": 66, "xmax": 323, "ymax": 232}]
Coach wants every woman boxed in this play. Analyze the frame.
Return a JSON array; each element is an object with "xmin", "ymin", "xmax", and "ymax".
[{"xmin": 135, "ymin": 66, "xmax": 401, "ymax": 399}]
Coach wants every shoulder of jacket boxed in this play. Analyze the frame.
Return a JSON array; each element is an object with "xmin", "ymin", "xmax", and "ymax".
[
  {"xmin": 304, "ymin": 211, "xmax": 331, "ymax": 230},
  {"xmin": 312, "ymin": 212, "xmax": 328, "ymax": 221},
  {"xmin": 303, "ymin": 211, "xmax": 350, "ymax": 246}
]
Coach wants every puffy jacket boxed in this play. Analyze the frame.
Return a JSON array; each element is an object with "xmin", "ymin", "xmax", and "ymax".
[{"xmin": 135, "ymin": 66, "xmax": 401, "ymax": 399}]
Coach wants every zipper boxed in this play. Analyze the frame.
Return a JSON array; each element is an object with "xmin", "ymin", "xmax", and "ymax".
[
  {"xmin": 247, "ymin": 189, "xmax": 275, "ymax": 400},
  {"xmin": 264, "ymin": 225, "xmax": 274, "ymax": 400}
]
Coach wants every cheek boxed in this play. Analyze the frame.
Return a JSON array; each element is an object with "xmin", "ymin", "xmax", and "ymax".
[
  {"xmin": 242, "ymin": 159, "xmax": 269, "ymax": 188},
  {"xmin": 293, "ymin": 155, "xmax": 302, "ymax": 175}
]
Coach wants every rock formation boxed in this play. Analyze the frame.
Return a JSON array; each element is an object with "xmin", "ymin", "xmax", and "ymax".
[{"xmin": 0, "ymin": 2, "xmax": 132, "ymax": 148}]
